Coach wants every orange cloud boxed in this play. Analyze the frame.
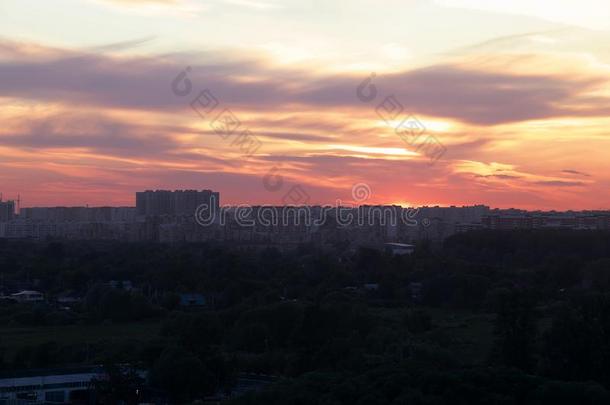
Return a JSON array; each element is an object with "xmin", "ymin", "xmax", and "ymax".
[{"xmin": 1, "ymin": 39, "xmax": 610, "ymax": 210}]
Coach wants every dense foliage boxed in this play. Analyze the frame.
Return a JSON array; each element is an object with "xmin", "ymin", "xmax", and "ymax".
[{"xmin": 0, "ymin": 230, "xmax": 610, "ymax": 403}]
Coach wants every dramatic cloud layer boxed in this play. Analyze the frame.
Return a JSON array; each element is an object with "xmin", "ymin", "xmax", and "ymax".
[
  {"xmin": 1, "ymin": 0, "xmax": 610, "ymax": 209},
  {"xmin": 2, "ymin": 41, "xmax": 609, "ymax": 126}
]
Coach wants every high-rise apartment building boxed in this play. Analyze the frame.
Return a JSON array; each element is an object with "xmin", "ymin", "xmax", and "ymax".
[
  {"xmin": 0, "ymin": 200, "xmax": 15, "ymax": 222},
  {"xmin": 135, "ymin": 190, "xmax": 219, "ymax": 217}
]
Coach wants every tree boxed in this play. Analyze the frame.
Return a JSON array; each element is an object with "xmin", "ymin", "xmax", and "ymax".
[
  {"xmin": 92, "ymin": 364, "xmax": 144, "ymax": 405},
  {"xmin": 491, "ymin": 289, "xmax": 537, "ymax": 372},
  {"xmin": 542, "ymin": 293, "xmax": 610, "ymax": 386},
  {"xmin": 150, "ymin": 347, "xmax": 215, "ymax": 403}
]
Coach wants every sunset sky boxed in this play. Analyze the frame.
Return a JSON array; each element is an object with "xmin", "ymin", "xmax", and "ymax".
[{"xmin": 1, "ymin": 0, "xmax": 610, "ymax": 209}]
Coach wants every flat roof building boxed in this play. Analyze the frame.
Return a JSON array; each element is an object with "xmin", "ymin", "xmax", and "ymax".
[
  {"xmin": 0, "ymin": 200, "xmax": 15, "ymax": 223},
  {"xmin": 136, "ymin": 189, "xmax": 220, "ymax": 217}
]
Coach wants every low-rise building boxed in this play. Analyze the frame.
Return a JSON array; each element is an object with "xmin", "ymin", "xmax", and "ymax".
[
  {"xmin": 385, "ymin": 242, "xmax": 415, "ymax": 255},
  {"xmin": 0, "ymin": 366, "xmax": 103, "ymax": 404},
  {"xmin": 179, "ymin": 293, "xmax": 206, "ymax": 307},
  {"xmin": 10, "ymin": 290, "xmax": 44, "ymax": 303}
]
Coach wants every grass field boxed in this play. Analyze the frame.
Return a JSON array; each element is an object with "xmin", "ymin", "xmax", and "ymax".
[
  {"xmin": 0, "ymin": 321, "xmax": 162, "ymax": 354},
  {"xmin": 368, "ymin": 306, "xmax": 496, "ymax": 365}
]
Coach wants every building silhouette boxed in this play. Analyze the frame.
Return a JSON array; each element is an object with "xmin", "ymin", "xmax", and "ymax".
[
  {"xmin": 136, "ymin": 190, "xmax": 219, "ymax": 217},
  {"xmin": 0, "ymin": 199, "xmax": 15, "ymax": 222}
]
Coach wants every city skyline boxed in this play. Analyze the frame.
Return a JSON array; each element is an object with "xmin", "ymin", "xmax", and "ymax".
[
  {"xmin": 2, "ymin": 189, "xmax": 610, "ymax": 213},
  {"xmin": 2, "ymin": 189, "xmax": 608, "ymax": 243},
  {"xmin": 2, "ymin": 189, "xmax": 610, "ymax": 212}
]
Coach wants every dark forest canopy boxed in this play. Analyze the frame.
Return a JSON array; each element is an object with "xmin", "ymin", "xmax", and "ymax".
[{"xmin": 0, "ymin": 230, "xmax": 610, "ymax": 403}]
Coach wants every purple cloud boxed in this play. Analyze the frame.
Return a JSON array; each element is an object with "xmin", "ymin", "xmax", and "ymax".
[{"xmin": 1, "ymin": 40, "xmax": 609, "ymax": 126}]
